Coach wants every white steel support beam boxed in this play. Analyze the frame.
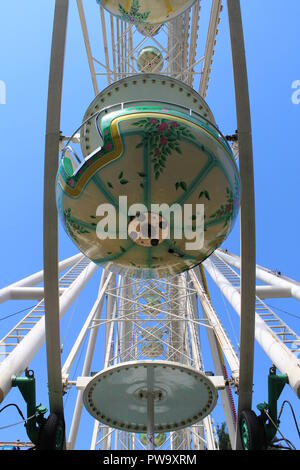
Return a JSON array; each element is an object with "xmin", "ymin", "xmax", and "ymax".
[
  {"xmin": 77, "ymin": 0, "xmax": 99, "ymax": 95},
  {"xmin": 204, "ymin": 257, "xmax": 300, "ymax": 399},
  {"xmin": 90, "ymin": 275, "xmax": 119, "ymax": 451},
  {"xmin": 188, "ymin": 291, "xmax": 205, "ymax": 450},
  {"xmin": 188, "ymin": 0, "xmax": 201, "ymax": 86},
  {"xmin": 186, "ymin": 298, "xmax": 216, "ymax": 450},
  {"xmin": 179, "ymin": 275, "xmax": 215, "ymax": 451},
  {"xmin": 104, "ymin": 278, "xmax": 121, "ymax": 368},
  {"xmin": 90, "ymin": 420, "xmax": 99, "ymax": 450},
  {"xmin": 105, "ymin": 276, "xmax": 117, "ymax": 355},
  {"xmin": 189, "ymin": 269, "xmax": 239, "ymax": 376},
  {"xmin": 0, "ymin": 254, "xmax": 83, "ymax": 304},
  {"xmin": 227, "ymin": 0, "xmax": 256, "ymax": 448},
  {"xmin": 110, "ymin": 16, "xmax": 117, "ymax": 81},
  {"xmin": 182, "ymin": 11, "xmax": 190, "ymax": 83},
  {"xmin": 255, "ymin": 286, "xmax": 292, "ymax": 299},
  {"xmin": 203, "ymin": 416, "xmax": 216, "ymax": 450},
  {"xmin": 168, "ymin": 15, "xmax": 184, "ymax": 80},
  {"xmin": 199, "ymin": 0, "xmax": 222, "ymax": 97},
  {"xmin": 217, "ymin": 250, "xmax": 300, "ymax": 301},
  {"xmin": 0, "ymin": 261, "xmax": 98, "ymax": 403},
  {"xmin": 67, "ymin": 270, "xmax": 110, "ymax": 450},
  {"xmin": 190, "ymin": 268, "xmax": 237, "ymax": 448},
  {"xmin": 116, "ymin": 19, "xmax": 121, "ymax": 80},
  {"xmin": 103, "ymin": 275, "xmax": 117, "ymax": 450},
  {"xmin": 0, "ymin": 287, "xmax": 66, "ymax": 302},
  {"xmin": 62, "ymin": 271, "xmax": 112, "ymax": 380},
  {"xmin": 99, "ymin": 5, "xmax": 111, "ymax": 85},
  {"xmin": 43, "ymin": 0, "xmax": 69, "ymax": 418}
]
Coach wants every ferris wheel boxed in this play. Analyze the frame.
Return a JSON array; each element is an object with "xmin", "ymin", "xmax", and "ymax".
[{"xmin": 0, "ymin": 0, "xmax": 299, "ymax": 452}]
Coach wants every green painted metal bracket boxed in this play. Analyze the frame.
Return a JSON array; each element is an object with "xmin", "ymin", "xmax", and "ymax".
[
  {"xmin": 257, "ymin": 366, "xmax": 289, "ymax": 443},
  {"xmin": 12, "ymin": 369, "xmax": 47, "ymax": 445}
]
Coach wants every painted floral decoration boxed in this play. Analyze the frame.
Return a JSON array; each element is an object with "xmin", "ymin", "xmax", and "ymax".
[
  {"xmin": 133, "ymin": 117, "xmax": 195, "ymax": 179},
  {"xmin": 64, "ymin": 208, "xmax": 90, "ymax": 242},
  {"xmin": 119, "ymin": 0, "xmax": 150, "ymax": 24},
  {"xmin": 209, "ymin": 182, "xmax": 239, "ymax": 228}
]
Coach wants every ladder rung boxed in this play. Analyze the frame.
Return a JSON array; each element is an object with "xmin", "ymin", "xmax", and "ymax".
[
  {"xmin": 12, "ymin": 327, "xmax": 33, "ymax": 331},
  {"xmin": 259, "ymin": 313, "xmax": 273, "ymax": 316},
  {"xmin": 6, "ymin": 335, "xmax": 25, "ymax": 339},
  {"xmin": 264, "ymin": 320, "xmax": 280, "ymax": 324},
  {"xmin": 20, "ymin": 321, "xmax": 39, "ymax": 325}
]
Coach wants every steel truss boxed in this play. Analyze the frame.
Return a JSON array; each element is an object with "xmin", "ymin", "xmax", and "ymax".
[
  {"xmin": 1, "ymin": 250, "xmax": 299, "ymax": 449},
  {"xmin": 86, "ymin": 274, "xmax": 217, "ymax": 450}
]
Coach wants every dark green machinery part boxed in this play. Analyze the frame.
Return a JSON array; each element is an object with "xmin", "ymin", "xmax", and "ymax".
[
  {"xmin": 12, "ymin": 369, "xmax": 47, "ymax": 445},
  {"xmin": 257, "ymin": 366, "xmax": 289, "ymax": 443}
]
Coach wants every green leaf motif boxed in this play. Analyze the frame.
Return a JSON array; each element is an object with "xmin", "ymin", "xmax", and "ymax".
[
  {"xmin": 64, "ymin": 208, "xmax": 91, "ymax": 242},
  {"xmin": 180, "ymin": 181, "xmax": 187, "ymax": 191},
  {"xmin": 133, "ymin": 117, "xmax": 195, "ymax": 180},
  {"xmin": 209, "ymin": 187, "xmax": 234, "ymax": 227},
  {"xmin": 199, "ymin": 190, "xmax": 210, "ymax": 200},
  {"xmin": 118, "ymin": 0, "xmax": 150, "ymax": 24}
]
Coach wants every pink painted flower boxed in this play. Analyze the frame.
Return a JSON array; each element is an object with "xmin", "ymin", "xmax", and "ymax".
[
  {"xmin": 160, "ymin": 136, "xmax": 168, "ymax": 146},
  {"xmin": 155, "ymin": 148, "xmax": 160, "ymax": 156},
  {"xmin": 158, "ymin": 122, "xmax": 169, "ymax": 133},
  {"xmin": 105, "ymin": 142, "xmax": 113, "ymax": 151},
  {"xmin": 68, "ymin": 178, "xmax": 75, "ymax": 188},
  {"xmin": 171, "ymin": 121, "xmax": 179, "ymax": 128},
  {"xmin": 226, "ymin": 204, "xmax": 233, "ymax": 214},
  {"xmin": 150, "ymin": 119, "xmax": 158, "ymax": 125}
]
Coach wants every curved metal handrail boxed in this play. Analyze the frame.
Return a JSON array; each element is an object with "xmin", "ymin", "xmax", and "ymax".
[
  {"xmin": 94, "ymin": 98, "xmax": 232, "ymax": 152},
  {"xmin": 62, "ymin": 98, "xmax": 234, "ymax": 169}
]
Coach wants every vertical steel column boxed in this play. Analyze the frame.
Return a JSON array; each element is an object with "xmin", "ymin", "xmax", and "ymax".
[
  {"xmin": 227, "ymin": 0, "xmax": 256, "ymax": 449},
  {"xmin": 77, "ymin": 0, "xmax": 99, "ymax": 95},
  {"xmin": 67, "ymin": 271, "xmax": 109, "ymax": 449},
  {"xmin": 191, "ymin": 267, "xmax": 237, "ymax": 448},
  {"xmin": 43, "ymin": 0, "xmax": 69, "ymax": 417},
  {"xmin": 102, "ymin": 274, "xmax": 117, "ymax": 450}
]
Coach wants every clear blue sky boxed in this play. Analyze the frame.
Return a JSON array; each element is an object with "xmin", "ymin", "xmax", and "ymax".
[{"xmin": 0, "ymin": 0, "xmax": 299, "ymax": 449}]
